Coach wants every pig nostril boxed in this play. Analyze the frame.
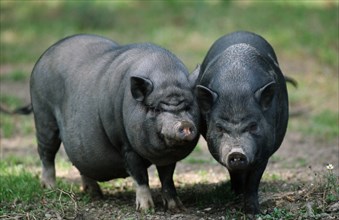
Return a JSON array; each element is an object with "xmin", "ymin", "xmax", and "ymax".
[
  {"xmin": 179, "ymin": 127, "xmax": 191, "ymax": 135},
  {"xmin": 175, "ymin": 121, "xmax": 196, "ymax": 141},
  {"xmin": 227, "ymin": 152, "xmax": 248, "ymax": 169}
]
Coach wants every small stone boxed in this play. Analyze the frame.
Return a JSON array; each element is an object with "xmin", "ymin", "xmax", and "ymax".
[
  {"xmin": 305, "ymin": 202, "xmax": 315, "ymax": 217},
  {"xmin": 328, "ymin": 201, "xmax": 339, "ymax": 212}
]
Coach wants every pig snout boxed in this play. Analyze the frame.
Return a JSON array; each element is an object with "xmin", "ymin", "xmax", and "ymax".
[
  {"xmin": 176, "ymin": 121, "xmax": 197, "ymax": 141},
  {"xmin": 161, "ymin": 120, "xmax": 198, "ymax": 146},
  {"xmin": 226, "ymin": 149, "xmax": 249, "ymax": 170}
]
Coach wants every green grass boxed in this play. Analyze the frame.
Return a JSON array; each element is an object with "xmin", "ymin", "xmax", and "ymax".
[
  {"xmin": 0, "ymin": 70, "xmax": 29, "ymax": 82},
  {"xmin": 259, "ymin": 208, "xmax": 294, "ymax": 220},
  {"xmin": 1, "ymin": 1, "xmax": 337, "ymax": 69},
  {"xmin": 289, "ymin": 109, "xmax": 339, "ymax": 140},
  {"xmin": 0, "ymin": 94, "xmax": 23, "ymax": 109},
  {"xmin": 0, "ymin": 160, "xmax": 42, "ymax": 203},
  {"xmin": 311, "ymin": 110, "xmax": 339, "ymax": 138},
  {"xmin": 0, "ymin": 157, "xmax": 89, "ymax": 219},
  {"xmin": 0, "ymin": 94, "xmax": 35, "ymax": 138},
  {"xmin": 0, "ymin": 113, "xmax": 34, "ymax": 138}
]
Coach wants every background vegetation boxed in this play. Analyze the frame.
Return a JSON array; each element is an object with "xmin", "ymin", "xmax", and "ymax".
[{"xmin": 1, "ymin": 1, "xmax": 338, "ymax": 219}]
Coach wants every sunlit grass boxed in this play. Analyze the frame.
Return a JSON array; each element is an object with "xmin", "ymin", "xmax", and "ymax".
[
  {"xmin": 0, "ymin": 70, "xmax": 29, "ymax": 82},
  {"xmin": 289, "ymin": 109, "xmax": 339, "ymax": 140},
  {"xmin": 1, "ymin": 1, "xmax": 337, "ymax": 69},
  {"xmin": 0, "ymin": 160, "xmax": 42, "ymax": 203},
  {"xmin": 0, "ymin": 112, "xmax": 34, "ymax": 138}
]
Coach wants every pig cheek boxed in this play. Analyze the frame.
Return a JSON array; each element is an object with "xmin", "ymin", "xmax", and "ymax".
[
  {"xmin": 157, "ymin": 113, "xmax": 174, "ymax": 143},
  {"xmin": 219, "ymin": 141, "xmax": 233, "ymax": 166},
  {"xmin": 139, "ymin": 114, "xmax": 166, "ymax": 152},
  {"xmin": 207, "ymin": 131, "xmax": 231, "ymax": 166},
  {"xmin": 240, "ymin": 136, "xmax": 257, "ymax": 165}
]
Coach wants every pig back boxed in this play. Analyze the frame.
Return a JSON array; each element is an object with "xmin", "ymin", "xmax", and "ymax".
[{"xmin": 200, "ymin": 31, "xmax": 279, "ymax": 78}]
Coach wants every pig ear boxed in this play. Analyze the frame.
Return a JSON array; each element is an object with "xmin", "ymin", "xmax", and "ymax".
[
  {"xmin": 130, "ymin": 76, "xmax": 153, "ymax": 102},
  {"xmin": 195, "ymin": 85, "xmax": 218, "ymax": 113},
  {"xmin": 189, "ymin": 64, "xmax": 201, "ymax": 88},
  {"xmin": 255, "ymin": 81, "xmax": 276, "ymax": 110}
]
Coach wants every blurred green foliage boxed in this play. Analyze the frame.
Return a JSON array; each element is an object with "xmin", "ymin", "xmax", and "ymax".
[
  {"xmin": 1, "ymin": 0, "xmax": 338, "ymax": 139},
  {"xmin": 0, "ymin": 70, "xmax": 28, "ymax": 82},
  {"xmin": 1, "ymin": 1, "xmax": 338, "ymax": 70}
]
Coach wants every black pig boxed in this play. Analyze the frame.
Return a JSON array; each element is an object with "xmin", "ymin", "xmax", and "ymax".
[
  {"xmin": 30, "ymin": 34, "xmax": 200, "ymax": 211},
  {"xmin": 194, "ymin": 31, "xmax": 289, "ymax": 214}
]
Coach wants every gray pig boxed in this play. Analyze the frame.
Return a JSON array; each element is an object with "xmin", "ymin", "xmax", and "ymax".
[
  {"xmin": 194, "ymin": 31, "xmax": 289, "ymax": 214},
  {"xmin": 30, "ymin": 34, "xmax": 200, "ymax": 211}
]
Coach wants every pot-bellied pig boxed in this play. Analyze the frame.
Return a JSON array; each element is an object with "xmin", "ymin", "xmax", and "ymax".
[
  {"xmin": 30, "ymin": 34, "xmax": 200, "ymax": 211},
  {"xmin": 194, "ymin": 31, "xmax": 289, "ymax": 214}
]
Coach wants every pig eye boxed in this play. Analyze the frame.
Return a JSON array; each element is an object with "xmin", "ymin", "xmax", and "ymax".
[
  {"xmin": 149, "ymin": 106, "xmax": 162, "ymax": 114},
  {"xmin": 215, "ymin": 124, "xmax": 224, "ymax": 133},
  {"xmin": 246, "ymin": 122, "xmax": 258, "ymax": 134}
]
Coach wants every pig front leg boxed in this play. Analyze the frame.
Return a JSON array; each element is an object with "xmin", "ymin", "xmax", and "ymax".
[
  {"xmin": 156, "ymin": 163, "xmax": 184, "ymax": 212},
  {"xmin": 229, "ymin": 171, "xmax": 246, "ymax": 194},
  {"xmin": 80, "ymin": 175, "xmax": 103, "ymax": 199},
  {"xmin": 229, "ymin": 159, "xmax": 268, "ymax": 214},
  {"xmin": 243, "ymin": 159, "xmax": 268, "ymax": 214},
  {"xmin": 124, "ymin": 150, "xmax": 154, "ymax": 212}
]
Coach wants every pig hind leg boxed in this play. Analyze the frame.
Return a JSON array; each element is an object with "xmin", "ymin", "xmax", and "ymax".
[{"xmin": 34, "ymin": 111, "xmax": 61, "ymax": 188}]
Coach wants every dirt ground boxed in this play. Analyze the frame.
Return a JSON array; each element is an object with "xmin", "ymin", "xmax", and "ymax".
[{"xmin": 1, "ymin": 65, "xmax": 338, "ymax": 219}]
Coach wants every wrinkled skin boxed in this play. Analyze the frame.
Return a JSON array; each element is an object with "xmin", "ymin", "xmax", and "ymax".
[
  {"xmin": 31, "ymin": 34, "xmax": 200, "ymax": 212},
  {"xmin": 194, "ymin": 31, "xmax": 289, "ymax": 214}
]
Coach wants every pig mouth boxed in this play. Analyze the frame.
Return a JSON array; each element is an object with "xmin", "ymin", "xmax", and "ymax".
[
  {"xmin": 226, "ymin": 153, "xmax": 249, "ymax": 170},
  {"xmin": 143, "ymin": 137, "xmax": 196, "ymax": 166},
  {"xmin": 223, "ymin": 149, "xmax": 249, "ymax": 171},
  {"xmin": 161, "ymin": 134, "xmax": 197, "ymax": 149}
]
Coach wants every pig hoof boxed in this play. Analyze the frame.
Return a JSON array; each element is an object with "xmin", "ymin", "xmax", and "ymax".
[
  {"xmin": 41, "ymin": 166, "xmax": 56, "ymax": 188},
  {"xmin": 81, "ymin": 175, "xmax": 103, "ymax": 199},
  {"xmin": 41, "ymin": 179, "xmax": 55, "ymax": 189},
  {"xmin": 135, "ymin": 185, "xmax": 154, "ymax": 212},
  {"xmin": 80, "ymin": 184, "xmax": 103, "ymax": 199},
  {"xmin": 162, "ymin": 196, "xmax": 186, "ymax": 212},
  {"xmin": 82, "ymin": 186, "xmax": 103, "ymax": 199},
  {"xmin": 41, "ymin": 174, "xmax": 56, "ymax": 188},
  {"xmin": 244, "ymin": 204, "xmax": 260, "ymax": 215}
]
